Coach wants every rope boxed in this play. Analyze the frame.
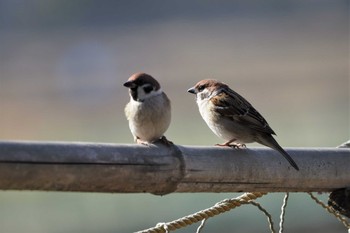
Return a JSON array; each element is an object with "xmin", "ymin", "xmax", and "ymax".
[
  {"xmin": 279, "ymin": 193, "xmax": 289, "ymax": 233},
  {"xmin": 155, "ymin": 223, "xmax": 169, "ymax": 233},
  {"xmin": 195, "ymin": 198, "xmax": 275, "ymax": 233},
  {"xmin": 248, "ymin": 200, "xmax": 276, "ymax": 233},
  {"xmin": 136, "ymin": 192, "xmax": 268, "ymax": 233},
  {"xmin": 308, "ymin": 192, "xmax": 350, "ymax": 229},
  {"xmin": 196, "ymin": 219, "xmax": 206, "ymax": 233},
  {"xmin": 139, "ymin": 192, "xmax": 350, "ymax": 233}
]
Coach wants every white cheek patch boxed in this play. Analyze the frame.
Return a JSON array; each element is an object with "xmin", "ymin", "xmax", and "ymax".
[
  {"xmin": 136, "ymin": 86, "xmax": 147, "ymax": 101},
  {"xmin": 136, "ymin": 86, "xmax": 163, "ymax": 101},
  {"xmin": 196, "ymin": 89, "xmax": 211, "ymax": 103}
]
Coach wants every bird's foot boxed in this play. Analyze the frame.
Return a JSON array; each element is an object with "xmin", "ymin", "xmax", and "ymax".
[
  {"xmin": 156, "ymin": 136, "xmax": 173, "ymax": 147},
  {"xmin": 234, "ymin": 143, "xmax": 246, "ymax": 149},
  {"xmin": 136, "ymin": 138, "xmax": 150, "ymax": 146},
  {"xmin": 215, "ymin": 142, "xmax": 246, "ymax": 149},
  {"xmin": 136, "ymin": 136, "xmax": 173, "ymax": 147}
]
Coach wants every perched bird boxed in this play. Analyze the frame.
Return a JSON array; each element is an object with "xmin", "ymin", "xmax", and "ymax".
[
  {"xmin": 124, "ymin": 73, "xmax": 172, "ymax": 145},
  {"xmin": 187, "ymin": 79, "xmax": 299, "ymax": 170}
]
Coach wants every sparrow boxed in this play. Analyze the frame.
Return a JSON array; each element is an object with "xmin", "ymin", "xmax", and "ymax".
[
  {"xmin": 187, "ymin": 79, "xmax": 299, "ymax": 170},
  {"xmin": 124, "ymin": 73, "xmax": 172, "ymax": 145}
]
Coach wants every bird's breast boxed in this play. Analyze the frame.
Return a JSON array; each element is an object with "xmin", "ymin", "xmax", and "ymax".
[
  {"xmin": 197, "ymin": 99, "xmax": 254, "ymax": 143},
  {"xmin": 125, "ymin": 94, "xmax": 171, "ymax": 141}
]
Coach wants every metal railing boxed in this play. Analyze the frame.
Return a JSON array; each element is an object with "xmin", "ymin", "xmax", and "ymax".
[{"xmin": 0, "ymin": 140, "xmax": 349, "ymax": 195}]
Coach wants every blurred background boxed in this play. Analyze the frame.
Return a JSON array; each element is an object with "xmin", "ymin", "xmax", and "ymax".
[{"xmin": 0, "ymin": 0, "xmax": 349, "ymax": 232}]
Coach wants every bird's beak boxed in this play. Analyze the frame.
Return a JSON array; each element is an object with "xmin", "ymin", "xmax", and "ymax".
[
  {"xmin": 187, "ymin": 87, "xmax": 196, "ymax": 94},
  {"xmin": 123, "ymin": 81, "xmax": 136, "ymax": 88}
]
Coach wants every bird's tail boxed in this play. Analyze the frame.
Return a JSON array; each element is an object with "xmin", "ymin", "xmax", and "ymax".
[{"xmin": 258, "ymin": 135, "xmax": 299, "ymax": 171}]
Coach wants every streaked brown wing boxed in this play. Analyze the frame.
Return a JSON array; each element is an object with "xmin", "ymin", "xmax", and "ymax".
[{"xmin": 210, "ymin": 88, "xmax": 276, "ymax": 135}]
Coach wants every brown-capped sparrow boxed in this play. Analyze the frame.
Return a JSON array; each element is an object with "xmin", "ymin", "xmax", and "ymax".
[
  {"xmin": 188, "ymin": 79, "xmax": 299, "ymax": 170},
  {"xmin": 124, "ymin": 73, "xmax": 172, "ymax": 145}
]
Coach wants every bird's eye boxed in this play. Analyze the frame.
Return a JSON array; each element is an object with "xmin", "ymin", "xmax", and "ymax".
[
  {"xmin": 143, "ymin": 85, "xmax": 153, "ymax": 94},
  {"xmin": 198, "ymin": 85, "xmax": 205, "ymax": 92}
]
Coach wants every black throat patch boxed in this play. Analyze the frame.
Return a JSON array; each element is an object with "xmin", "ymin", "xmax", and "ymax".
[
  {"xmin": 130, "ymin": 88, "xmax": 139, "ymax": 101},
  {"xmin": 130, "ymin": 88, "xmax": 145, "ymax": 102}
]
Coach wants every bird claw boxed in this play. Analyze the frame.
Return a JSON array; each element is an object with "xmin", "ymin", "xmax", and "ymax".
[
  {"xmin": 156, "ymin": 136, "xmax": 174, "ymax": 147},
  {"xmin": 215, "ymin": 143, "xmax": 246, "ymax": 149},
  {"xmin": 235, "ymin": 143, "xmax": 246, "ymax": 149},
  {"xmin": 136, "ymin": 138, "xmax": 150, "ymax": 146},
  {"xmin": 136, "ymin": 136, "xmax": 173, "ymax": 147}
]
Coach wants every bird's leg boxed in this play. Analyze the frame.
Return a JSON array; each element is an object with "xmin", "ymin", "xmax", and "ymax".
[
  {"xmin": 215, "ymin": 139, "xmax": 236, "ymax": 147},
  {"xmin": 216, "ymin": 139, "xmax": 237, "ymax": 147},
  {"xmin": 155, "ymin": 136, "xmax": 173, "ymax": 146},
  {"xmin": 215, "ymin": 139, "xmax": 246, "ymax": 149}
]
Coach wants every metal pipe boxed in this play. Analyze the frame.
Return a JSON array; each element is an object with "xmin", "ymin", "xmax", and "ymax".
[{"xmin": 0, "ymin": 141, "xmax": 349, "ymax": 194}]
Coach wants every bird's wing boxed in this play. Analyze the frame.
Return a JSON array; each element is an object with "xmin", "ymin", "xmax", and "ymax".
[{"xmin": 210, "ymin": 88, "xmax": 276, "ymax": 135}]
